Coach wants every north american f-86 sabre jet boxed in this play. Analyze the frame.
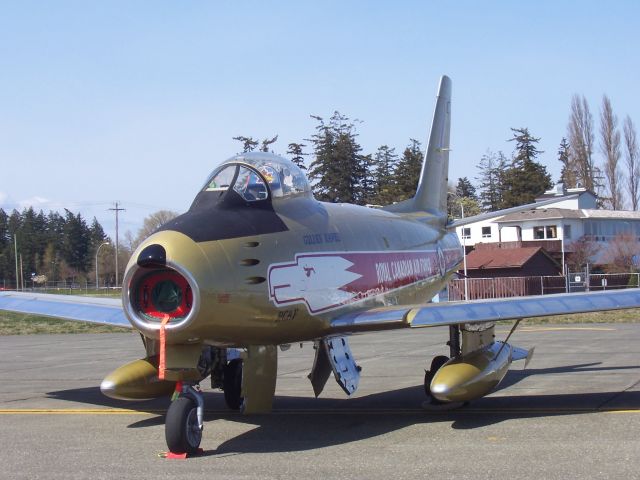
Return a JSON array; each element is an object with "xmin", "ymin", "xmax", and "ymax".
[{"xmin": 2, "ymin": 75, "xmax": 639, "ymax": 455}]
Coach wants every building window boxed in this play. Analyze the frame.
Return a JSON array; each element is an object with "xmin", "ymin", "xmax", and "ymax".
[
  {"xmin": 534, "ymin": 225, "xmax": 558, "ymax": 240},
  {"xmin": 564, "ymin": 225, "xmax": 572, "ymax": 240},
  {"xmin": 481, "ymin": 226, "xmax": 491, "ymax": 238},
  {"xmin": 461, "ymin": 227, "xmax": 471, "ymax": 239},
  {"xmin": 546, "ymin": 225, "xmax": 557, "ymax": 239}
]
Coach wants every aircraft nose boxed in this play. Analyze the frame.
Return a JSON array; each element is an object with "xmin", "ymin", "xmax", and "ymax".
[{"xmin": 122, "ymin": 231, "xmax": 207, "ymax": 338}]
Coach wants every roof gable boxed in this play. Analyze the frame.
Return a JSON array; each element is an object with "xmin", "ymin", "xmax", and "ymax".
[{"xmin": 465, "ymin": 246, "xmax": 556, "ymax": 270}]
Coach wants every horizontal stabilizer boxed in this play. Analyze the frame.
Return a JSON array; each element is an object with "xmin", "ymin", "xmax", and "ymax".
[{"xmin": 511, "ymin": 345, "xmax": 535, "ymax": 369}]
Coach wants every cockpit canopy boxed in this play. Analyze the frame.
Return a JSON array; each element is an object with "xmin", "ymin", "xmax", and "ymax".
[{"xmin": 202, "ymin": 152, "xmax": 311, "ymax": 202}]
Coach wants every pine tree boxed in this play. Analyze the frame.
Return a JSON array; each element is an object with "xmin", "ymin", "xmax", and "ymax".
[
  {"xmin": 260, "ymin": 135, "xmax": 278, "ymax": 153},
  {"xmin": 286, "ymin": 142, "xmax": 307, "ymax": 170},
  {"xmin": 455, "ymin": 177, "xmax": 477, "ymax": 199},
  {"xmin": 558, "ymin": 137, "xmax": 574, "ymax": 187},
  {"xmin": 61, "ymin": 209, "xmax": 92, "ymax": 275},
  {"xmin": 501, "ymin": 128, "xmax": 552, "ymax": 208},
  {"xmin": 395, "ymin": 139, "xmax": 424, "ymax": 201},
  {"xmin": 89, "ymin": 217, "xmax": 108, "ymax": 246},
  {"xmin": 0, "ymin": 209, "xmax": 9, "ymax": 284},
  {"xmin": 307, "ymin": 112, "xmax": 365, "ymax": 204},
  {"xmin": 359, "ymin": 153, "xmax": 376, "ymax": 204},
  {"xmin": 372, "ymin": 145, "xmax": 399, "ymax": 205},
  {"xmin": 232, "ymin": 136, "xmax": 259, "ymax": 153}
]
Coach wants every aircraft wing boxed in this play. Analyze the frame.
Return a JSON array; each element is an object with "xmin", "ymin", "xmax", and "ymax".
[
  {"xmin": 331, "ymin": 288, "xmax": 640, "ymax": 332},
  {"xmin": 0, "ymin": 291, "xmax": 130, "ymax": 328}
]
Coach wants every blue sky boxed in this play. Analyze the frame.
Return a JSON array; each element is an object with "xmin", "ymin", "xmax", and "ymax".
[{"xmin": 1, "ymin": 1, "xmax": 639, "ymax": 238}]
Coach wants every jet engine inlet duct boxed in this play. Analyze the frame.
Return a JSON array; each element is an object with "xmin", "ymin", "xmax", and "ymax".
[{"xmin": 122, "ymin": 245, "xmax": 201, "ymax": 336}]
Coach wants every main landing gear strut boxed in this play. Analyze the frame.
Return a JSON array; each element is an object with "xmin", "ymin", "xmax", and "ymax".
[
  {"xmin": 423, "ymin": 325, "xmax": 461, "ymax": 407},
  {"xmin": 223, "ymin": 358, "xmax": 244, "ymax": 410}
]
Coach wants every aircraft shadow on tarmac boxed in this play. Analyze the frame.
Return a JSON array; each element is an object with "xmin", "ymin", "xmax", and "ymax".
[
  {"xmin": 498, "ymin": 362, "xmax": 640, "ymax": 389},
  {"xmin": 45, "ymin": 362, "xmax": 640, "ymax": 455}
]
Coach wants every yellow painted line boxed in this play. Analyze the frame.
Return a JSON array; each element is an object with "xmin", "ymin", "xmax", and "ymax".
[
  {"xmin": 0, "ymin": 409, "xmax": 160, "ymax": 415},
  {"xmin": 2, "ymin": 407, "xmax": 639, "ymax": 416},
  {"xmin": 508, "ymin": 327, "xmax": 616, "ymax": 332}
]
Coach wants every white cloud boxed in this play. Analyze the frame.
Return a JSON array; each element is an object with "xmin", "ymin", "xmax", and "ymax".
[{"xmin": 18, "ymin": 196, "xmax": 52, "ymax": 210}]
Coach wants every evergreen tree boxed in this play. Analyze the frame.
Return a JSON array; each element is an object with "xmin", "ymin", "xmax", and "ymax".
[
  {"xmin": 358, "ymin": 153, "xmax": 376, "ymax": 205},
  {"xmin": 508, "ymin": 127, "xmax": 544, "ymax": 167},
  {"xmin": 61, "ymin": 209, "xmax": 92, "ymax": 275},
  {"xmin": 501, "ymin": 128, "xmax": 552, "ymax": 208},
  {"xmin": 89, "ymin": 217, "xmax": 108, "ymax": 247},
  {"xmin": 558, "ymin": 137, "xmax": 574, "ymax": 187},
  {"xmin": 0, "ymin": 209, "xmax": 9, "ymax": 285},
  {"xmin": 372, "ymin": 145, "xmax": 399, "ymax": 205},
  {"xmin": 286, "ymin": 142, "xmax": 307, "ymax": 170},
  {"xmin": 232, "ymin": 136, "xmax": 259, "ymax": 153},
  {"xmin": 455, "ymin": 177, "xmax": 477, "ymax": 199},
  {"xmin": 0, "ymin": 207, "xmax": 110, "ymax": 285},
  {"xmin": 260, "ymin": 135, "xmax": 278, "ymax": 153},
  {"xmin": 307, "ymin": 112, "xmax": 365, "ymax": 204},
  {"xmin": 395, "ymin": 139, "xmax": 424, "ymax": 201}
]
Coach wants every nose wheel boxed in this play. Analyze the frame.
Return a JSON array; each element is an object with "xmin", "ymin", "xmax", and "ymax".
[{"xmin": 165, "ymin": 384, "xmax": 204, "ymax": 455}]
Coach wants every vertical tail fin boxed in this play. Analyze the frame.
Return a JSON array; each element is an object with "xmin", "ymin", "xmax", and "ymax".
[{"xmin": 384, "ymin": 75, "xmax": 451, "ymax": 219}]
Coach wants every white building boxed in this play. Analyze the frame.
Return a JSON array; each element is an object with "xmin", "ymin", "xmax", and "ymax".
[{"xmin": 453, "ymin": 185, "xmax": 640, "ymax": 266}]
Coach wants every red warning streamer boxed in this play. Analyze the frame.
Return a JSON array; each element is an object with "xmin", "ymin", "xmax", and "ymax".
[{"xmin": 158, "ymin": 315, "xmax": 171, "ymax": 380}]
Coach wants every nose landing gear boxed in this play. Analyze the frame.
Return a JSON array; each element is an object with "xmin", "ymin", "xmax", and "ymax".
[{"xmin": 165, "ymin": 383, "xmax": 204, "ymax": 455}]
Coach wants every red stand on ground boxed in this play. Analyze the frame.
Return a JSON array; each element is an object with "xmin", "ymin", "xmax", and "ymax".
[{"xmin": 163, "ymin": 448, "xmax": 203, "ymax": 460}]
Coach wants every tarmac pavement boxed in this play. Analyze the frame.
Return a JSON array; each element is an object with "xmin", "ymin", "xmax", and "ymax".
[{"xmin": 0, "ymin": 324, "xmax": 639, "ymax": 479}]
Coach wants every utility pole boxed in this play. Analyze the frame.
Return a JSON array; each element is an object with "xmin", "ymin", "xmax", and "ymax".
[
  {"xmin": 109, "ymin": 202, "xmax": 126, "ymax": 287},
  {"xmin": 14, "ymin": 234, "xmax": 19, "ymax": 291}
]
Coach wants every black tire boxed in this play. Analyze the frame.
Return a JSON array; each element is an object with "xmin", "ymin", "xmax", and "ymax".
[
  {"xmin": 165, "ymin": 396, "xmax": 202, "ymax": 455},
  {"xmin": 223, "ymin": 358, "xmax": 243, "ymax": 410},
  {"xmin": 424, "ymin": 355, "xmax": 449, "ymax": 397}
]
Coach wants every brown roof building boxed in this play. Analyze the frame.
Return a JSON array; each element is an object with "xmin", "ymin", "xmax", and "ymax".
[{"xmin": 462, "ymin": 246, "xmax": 561, "ymax": 278}]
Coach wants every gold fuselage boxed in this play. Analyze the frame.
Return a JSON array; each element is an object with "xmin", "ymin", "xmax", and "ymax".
[{"xmin": 124, "ymin": 195, "xmax": 462, "ymax": 347}]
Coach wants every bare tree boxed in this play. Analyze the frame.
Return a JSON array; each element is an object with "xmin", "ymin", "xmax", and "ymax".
[
  {"xmin": 600, "ymin": 234, "xmax": 640, "ymax": 273},
  {"xmin": 133, "ymin": 210, "xmax": 179, "ymax": 249},
  {"xmin": 600, "ymin": 95, "xmax": 623, "ymax": 209},
  {"xmin": 567, "ymin": 95, "xmax": 596, "ymax": 191},
  {"xmin": 624, "ymin": 115, "xmax": 640, "ymax": 210},
  {"xmin": 566, "ymin": 236, "xmax": 600, "ymax": 269}
]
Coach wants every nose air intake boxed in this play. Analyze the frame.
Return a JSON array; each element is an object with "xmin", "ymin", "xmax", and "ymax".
[{"xmin": 123, "ymin": 241, "xmax": 201, "ymax": 335}]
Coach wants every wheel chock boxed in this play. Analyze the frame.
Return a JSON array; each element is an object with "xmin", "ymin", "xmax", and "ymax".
[{"xmin": 159, "ymin": 448, "xmax": 203, "ymax": 460}]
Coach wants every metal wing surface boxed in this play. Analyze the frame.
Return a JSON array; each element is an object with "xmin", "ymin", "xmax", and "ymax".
[
  {"xmin": 0, "ymin": 291, "xmax": 130, "ymax": 328},
  {"xmin": 331, "ymin": 288, "xmax": 640, "ymax": 332}
]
